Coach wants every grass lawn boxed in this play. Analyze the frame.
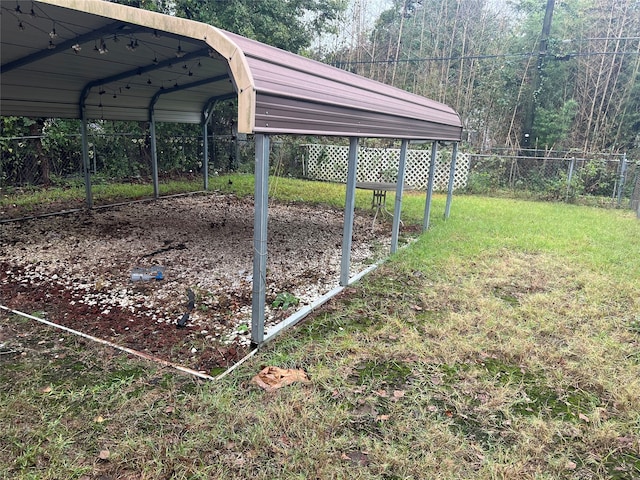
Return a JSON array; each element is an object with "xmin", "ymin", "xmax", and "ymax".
[{"xmin": 1, "ymin": 176, "xmax": 639, "ymax": 479}]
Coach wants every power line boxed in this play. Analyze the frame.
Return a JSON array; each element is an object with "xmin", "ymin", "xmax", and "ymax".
[{"xmin": 330, "ymin": 49, "xmax": 640, "ymax": 67}]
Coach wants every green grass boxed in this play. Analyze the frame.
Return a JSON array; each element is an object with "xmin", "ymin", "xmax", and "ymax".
[{"xmin": 1, "ymin": 177, "xmax": 639, "ymax": 479}]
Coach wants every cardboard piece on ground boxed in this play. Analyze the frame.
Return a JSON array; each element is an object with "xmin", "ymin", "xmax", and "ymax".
[{"xmin": 251, "ymin": 366, "xmax": 310, "ymax": 392}]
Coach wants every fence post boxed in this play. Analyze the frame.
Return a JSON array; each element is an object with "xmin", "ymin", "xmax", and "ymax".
[
  {"xmin": 566, "ymin": 157, "xmax": 576, "ymax": 202},
  {"xmin": 616, "ymin": 154, "xmax": 627, "ymax": 207}
]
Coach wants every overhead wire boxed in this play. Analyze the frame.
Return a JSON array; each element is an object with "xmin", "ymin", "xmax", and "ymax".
[{"xmin": 330, "ymin": 49, "xmax": 640, "ymax": 67}]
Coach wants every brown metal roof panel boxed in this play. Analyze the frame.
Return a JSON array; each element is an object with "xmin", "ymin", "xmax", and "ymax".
[
  {"xmin": 252, "ymin": 59, "xmax": 455, "ymax": 116},
  {"xmin": 250, "ymin": 65, "xmax": 460, "ymax": 130},
  {"xmin": 255, "ymin": 94, "xmax": 462, "ymax": 140},
  {"xmin": 227, "ymin": 31, "xmax": 461, "ymax": 133}
]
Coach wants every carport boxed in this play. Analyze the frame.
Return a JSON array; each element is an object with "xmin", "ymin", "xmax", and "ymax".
[{"xmin": 1, "ymin": 0, "xmax": 463, "ymax": 347}]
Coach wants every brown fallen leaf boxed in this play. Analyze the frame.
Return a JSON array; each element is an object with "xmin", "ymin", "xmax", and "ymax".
[
  {"xmin": 165, "ymin": 406, "xmax": 175, "ymax": 414},
  {"xmin": 392, "ymin": 390, "xmax": 405, "ymax": 399},
  {"xmin": 41, "ymin": 386, "xmax": 52, "ymax": 394},
  {"xmin": 565, "ymin": 460, "xmax": 577, "ymax": 470},
  {"xmin": 93, "ymin": 415, "xmax": 105, "ymax": 423},
  {"xmin": 251, "ymin": 366, "xmax": 310, "ymax": 392},
  {"xmin": 578, "ymin": 413, "xmax": 590, "ymax": 423},
  {"xmin": 98, "ymin": 449, "xmax": 110, "ymax": 460}
]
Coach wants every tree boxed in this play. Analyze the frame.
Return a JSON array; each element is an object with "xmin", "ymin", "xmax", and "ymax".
[{"xmin": 110, "ymin": 0, "xmax": 346, "ymax": 53}]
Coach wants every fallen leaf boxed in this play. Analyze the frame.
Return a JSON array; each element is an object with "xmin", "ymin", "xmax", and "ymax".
[
  {"xmin": 578, "ymin": 413, "xmax": 590, "ymax": 422},
  {"xmin": 165, "ymin": 406, "xmax": 175, "ymax": 414},
  {"xmin": 376, "ymin": 414, "xmax": 390, "ymax": 421},
  {"xmin": 98, "ymin": 449, "xmax": 110, "ymax": 460},
  {"xmin": 93, "ymin": 415, "xmax": 105, "ymax": 423},
  {"xmin": 374, "ymin": 389, "xmax": 388, "ymax": 397},
  {"xmin": 41, "ymin": 386, "xmax": 52, "ymax": 394},
  {"xmin": 392, "ymin": 390, "xmax": 405, "ymax": 399},
  {"xmin": 565, "ymin": 460, "xmax": 577, "ymax": 470},
  {"xmin": 428, "ymin": 405, "xmax": 438, "ymax": 412},
  {"xmin": 251, "ymin": 366, "xmax": 310, "ymax": 392}
]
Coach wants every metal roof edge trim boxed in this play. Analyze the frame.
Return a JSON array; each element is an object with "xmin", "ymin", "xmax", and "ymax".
[
  {"xmin": 35, "ymin": 0, "xmax": 256, "ymax": 132},
  {"xmin": 254, "ymin": 126, "xmax": 462, "ymax": 141}
]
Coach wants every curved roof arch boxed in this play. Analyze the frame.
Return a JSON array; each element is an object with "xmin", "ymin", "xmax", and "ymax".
[{"xmin": 1, "ymin": 0, "xmax": 462, "ymax": 141}]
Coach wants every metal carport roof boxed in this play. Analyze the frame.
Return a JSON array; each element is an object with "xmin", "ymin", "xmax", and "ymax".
[
  {"xmin": 1, "ymin": 0, "xmax": 462, "ymax": 140},
  {"xmin": 1, "ymin": 0, "xmax": 463, "ymax": 351}
]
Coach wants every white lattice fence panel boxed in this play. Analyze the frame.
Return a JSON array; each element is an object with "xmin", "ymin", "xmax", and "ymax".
[{"xmin": 305, "ymin": 145, "xmax": 469, "ymax": 190}]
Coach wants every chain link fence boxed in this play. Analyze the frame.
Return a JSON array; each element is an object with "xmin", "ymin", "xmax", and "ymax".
[
  {"xmin": 0, "ymin": 131, "xmax": 256, "ymax": 188},
  {"xmin": 466, "ymin": 150, "xmax": 638, "ymax": 208},
  {"xmin": 1, "ymin": 132, "xmax": 638, "ymax": 211}
]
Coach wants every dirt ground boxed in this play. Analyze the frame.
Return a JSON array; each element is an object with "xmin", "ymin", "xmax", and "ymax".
[{"xmin": 0, "ymin": 193, "xmax": 397, "ymax": 375}]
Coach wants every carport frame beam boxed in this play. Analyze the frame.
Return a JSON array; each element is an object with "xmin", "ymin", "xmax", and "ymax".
[
  {"xmin": 423, "ymin": 141, "xmax": 438, "ymax": 231},
  {"xmin": 80, "ymin": 105, "xmax": 93, "ymax": 209},
  {"xmin": 251, "ymin": 134, "xmax": 270, "ymax": 346},
  {"xmin": 340, "ymin": 137, "xmax": 359, "ymax": 286},
  {"xmin": 391, "ymin": 139, "xmax": 409, "ymax": 254},
  {"xmin": 444, "ymin": 142, "xmax": 459, "ymax": 219}
]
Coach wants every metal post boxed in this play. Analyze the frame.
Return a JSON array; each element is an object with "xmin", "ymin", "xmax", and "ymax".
[
  {"xmin": 423, "ymin": 141, "xmax": 438, "ymax": 232},
  {"xmin": 149, "ymin": 108, "xmax": 160, "ymax": 199},
  {"xmin": 340, "ymin": 137, "xmax": 359, "ymax": 286},
  {"xmin": 80, "ymin": 107, "xmax": 93, "ymax": 209},
  {"xmin": 617, "ymin": 154, "xmax": 627, "ymax": 207},
  {"xmin": 251, "ymin": 134, "xmax": 270, "ymax": 346},
  {"xmin": 202, "ymin": 117, "xmax": 209, "ymax": 191},
  {"xmin": 566, "ymin": 157, "xmax": 576, "ymax": 202},
  {"xmin": 391, "ymin": 140, "xmax": 408, "ymax": 254},
  {"xmin": 444, "ymin": 142, "xmax": 458, "ymax": 219}
]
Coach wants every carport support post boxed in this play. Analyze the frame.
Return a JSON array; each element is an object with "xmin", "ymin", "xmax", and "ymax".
[
  {"xmin": 202, "ymin": 117, "xmax": 209, "ymax": 191},
  {"xmin": 391, "ymin": 140, "xmax": 409, "ymax": 254},
  {"xmin": 149, "ymin": 108, "xmax": 160, "ymax": 199},
  {"xmin": 80, "ymin": 110, "xmax": 93, "ymax": 209},
  {"xmin": 423, "ymin": 141, "xmax": 438, "ymax": 231},
  {"xmin": 251, "ymin": 134, "xmax": 270, "ymax": 346},
  {"xmin": 340, "ymin": 137, "xmax": 359, "ymax": 286},
  {"xmin": 444, "ymin": 142, "xmax": 458, "ymax": 219}
]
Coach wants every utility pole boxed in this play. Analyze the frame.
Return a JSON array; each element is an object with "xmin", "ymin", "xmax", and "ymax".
[{"xmin": 522, "ymin": 0, "xmax": 555, "ymax": 150}]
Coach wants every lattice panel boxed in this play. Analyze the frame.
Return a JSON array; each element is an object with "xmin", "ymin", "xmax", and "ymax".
[{"xmin": 304, "ymin": 145, "xmax": 469, "ymax": 190}]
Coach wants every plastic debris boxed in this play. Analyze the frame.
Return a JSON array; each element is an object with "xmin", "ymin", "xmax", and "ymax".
[{"xmin": 130, "ymin": 266, "xmax": 164, "ymax": 281}]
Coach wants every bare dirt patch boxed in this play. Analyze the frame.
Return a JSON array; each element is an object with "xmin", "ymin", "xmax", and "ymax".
[{"xmin": 0, "ymin": 193, "xmax": 399, "ymax": 374}]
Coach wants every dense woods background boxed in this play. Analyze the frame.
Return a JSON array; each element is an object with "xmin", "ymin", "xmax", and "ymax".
[{"xmin": 1, "ymin": 0, "xmax": 639, "ymax": 199}]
